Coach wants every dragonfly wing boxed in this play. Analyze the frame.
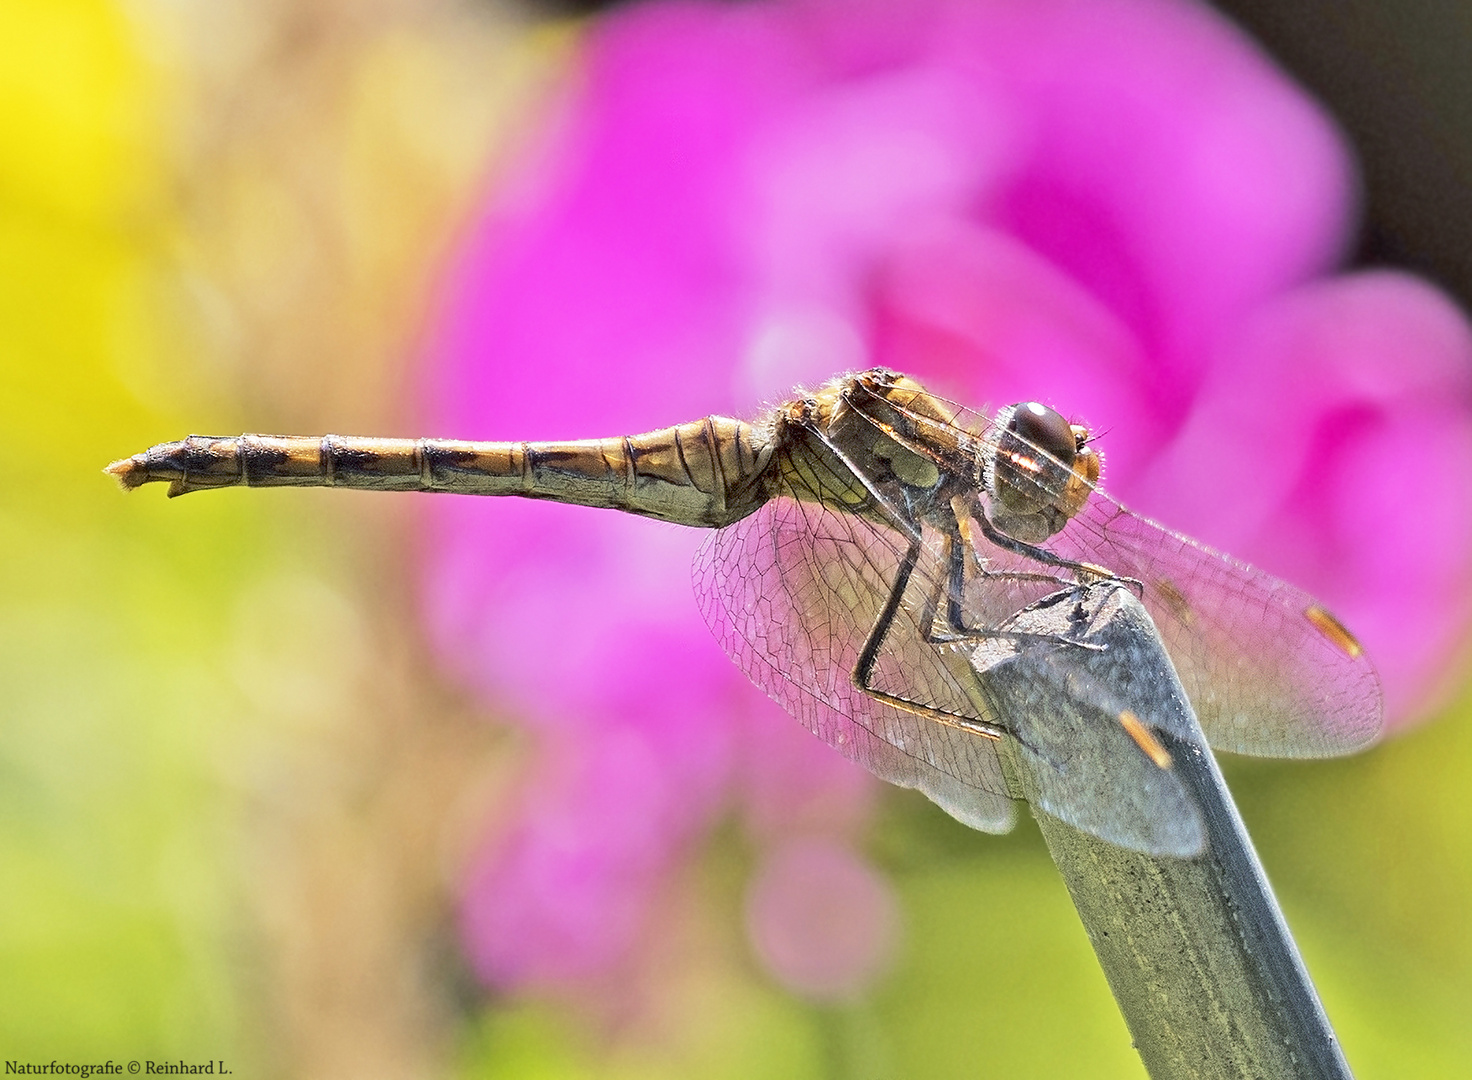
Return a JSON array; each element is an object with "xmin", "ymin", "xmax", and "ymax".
[
  {"xmin": 874, "ymin": 385, "xmax": 1383, "ymax": 758},
  {"xmin": 694, "ymin": 493, "xmax": 1016, "ymax": 834},
  {"xmin": 845, "ymin": 382, "xmax": 1385, "ymax": 759},
  {"xmin": 968, "ymin": 606, "xmax": 1205, "ymax": 857},
  {"xmin": 1041, "ymin": 496, "xmax": 1384, "ymax": 758}
]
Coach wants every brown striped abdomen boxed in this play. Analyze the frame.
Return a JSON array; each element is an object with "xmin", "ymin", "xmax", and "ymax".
[{"xmin": 107, "ymin": 417, "xmax": 774, "ymax": 528}]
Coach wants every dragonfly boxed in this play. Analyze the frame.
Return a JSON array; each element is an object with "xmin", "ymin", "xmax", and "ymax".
[{"xmin": 108, "ymin": 368, "xmax": 1383, "ymax": 854}]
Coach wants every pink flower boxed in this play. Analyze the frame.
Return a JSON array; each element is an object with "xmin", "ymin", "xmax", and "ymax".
[
  {"xmin": 422, "ymin": 0, "xmax": 1472, "ymax": 994},
  {"xmin": 744, "ymin": 837, "xmax": 900, "ymax": 1001}
]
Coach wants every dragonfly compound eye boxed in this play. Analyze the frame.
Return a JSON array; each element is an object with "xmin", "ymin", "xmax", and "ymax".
[
  {"xmin": 1008, "ymin": 402, "xmax": 1077, "ymax": 468},
  {"xmin": 990, "ymin": 402, "xmax": 1091, "ymax": 542}
]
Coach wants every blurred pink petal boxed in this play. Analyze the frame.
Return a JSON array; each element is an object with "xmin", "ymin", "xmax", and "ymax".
[
  {"xmin": 739, "ymin": 698, "xmax": 879, "ymax": 840},
  {"xmin": 1137, "ymin": 271, "xmax": 1472, "ymax": 719},
  {"xmin": 460, "ymin": 723, "xmax": 690, "ymax": 987},
  {"xmin": 744, "ymin": 837, "xmax": 899, "ymax": 1000},
  {"xmin": 871, "ymin": 222, "xmax": 1158, "ymax": 475},
  {"xmin": 967, "ymin": 0, "xmax": 1354, "ymax": 378}
]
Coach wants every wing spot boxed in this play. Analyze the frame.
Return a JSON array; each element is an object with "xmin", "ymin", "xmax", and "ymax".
[
  {"xmin": 1304, "ymin": 604, "xmax": 1364, "ymax": 659},
  {"xmin": 1119, "ymin": 710, "xmax": 1173, "ymax": 770}
]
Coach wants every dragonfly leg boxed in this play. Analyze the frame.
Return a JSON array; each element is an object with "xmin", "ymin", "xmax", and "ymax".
[
  {"xmin": 851, "ymin": 532, "xmax": 1007, "ymax": 740},
  {"xmin": 912, "ymin": 526, "xmax": 1048, "ymax": 642},
  {"xmin": 971, "ymin": 508, "xmax": 1145, "ymax": 599},
  {"xmin": 918, "ymin": 514, "xmax": 1103, "ymax": 654},
  {"xmin": 974, "ymin": 508, "xmax": 1094, "ymax": 575}
]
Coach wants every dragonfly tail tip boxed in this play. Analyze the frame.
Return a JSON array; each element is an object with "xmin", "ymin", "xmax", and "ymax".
[{"xmin": 104, "ymin": 456, "xmax": 149, "ymax": 491}]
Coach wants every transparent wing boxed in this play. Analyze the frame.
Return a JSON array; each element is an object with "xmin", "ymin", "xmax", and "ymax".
[
  {"xmin": 1040, "ymin": 496, "xmax": 1383, "ymax": 756},
  {"xmin": 989, "ymin": 639, "xmax": 1206, "ymax": 857},
  {"xmin": 693, "ymin": 491, "xmax": 1017, "ymax": 834},
  {"xmin": 693, "ymin": 493, "xmax": 1214, "ymax": 851},
  {"xmin": 901, "ymin": 393, "xmax": 1385, "ymax": 759}
]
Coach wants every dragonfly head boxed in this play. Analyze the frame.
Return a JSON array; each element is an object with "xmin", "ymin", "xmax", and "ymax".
[{"xmin": 988, "ymin": 402, "xmax": 1101, "ymax": 543}]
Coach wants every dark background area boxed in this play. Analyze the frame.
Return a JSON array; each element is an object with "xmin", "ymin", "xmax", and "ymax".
[{"xmin": 1215, "ymin": 0, "xmax": 1472, "ymax": 306}]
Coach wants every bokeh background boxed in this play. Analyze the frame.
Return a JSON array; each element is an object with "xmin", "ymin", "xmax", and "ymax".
[{"xmin": 4, "ymin": 1, "xmax": 1471, "ymax": 1077}]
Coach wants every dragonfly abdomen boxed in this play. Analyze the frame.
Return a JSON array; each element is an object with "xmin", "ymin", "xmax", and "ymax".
[{"xmin": 107, "ymin": 419, "xmax": 772, "ymax": 528}]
